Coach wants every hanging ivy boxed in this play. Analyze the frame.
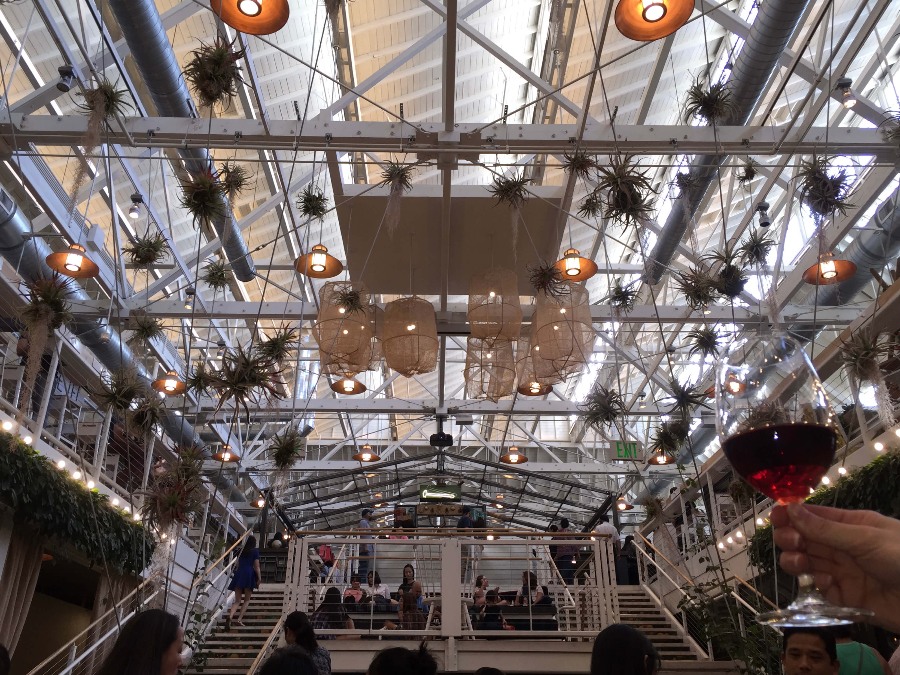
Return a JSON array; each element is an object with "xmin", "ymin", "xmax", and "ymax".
[{"xmin": 0, "ymin": 433, "xmax": 154, "ymax": 573}]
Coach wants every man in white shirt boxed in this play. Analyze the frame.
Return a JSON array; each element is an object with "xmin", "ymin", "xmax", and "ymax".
[{"xmin": 593, "ymin": 516, "xmax": 621, "ymax": 554}]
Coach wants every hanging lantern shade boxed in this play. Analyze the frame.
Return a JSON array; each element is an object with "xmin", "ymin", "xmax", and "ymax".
[
  {"xmin": 209, "ymin": 0, "xmax": 289, "ymax": 35},
  {"xmin": 353, "ymin": 444, "xmax": 380, "ymax": 462},
  {"xmin": 802, "ymin": 252, "xmax": 856, "ymax": 285},
  {"xmin": 499, "ymin": 446, "xmax": 527, "ymax": 464},
  {"xmin": 46, "ymin": 243, "xmax": 100, "ymax": 279},
  {"xmin": 468, "ymin": 268, "xmax": 522, "ymax": 342},
  {"xmin": 151, "ymin": 370, "xmax": 186, "ymax": 396},
  {"xmin": 213, "ymin": 444, "xmax": 239, "ymax": 463},
  {"xmin": 383, "ymin": 297, "xmax": 438, "ymax": 377},
  {"xmin": 314, "ymin": 282, "xmax": 375, "ymax": 370},
  {"xmin": 616, "ymin": 496, "xmax": 634, "ymax": 511},
  {"xmin": 532, "ymin": 282, "xmax": 592, "ymax": 383},
  {"xmin": 554, "ymin": 248, "xmax": 598, "ymax": 282},
  {"xmin": 650, "ymin": 450, "xmax": 675, "ymax": 465},
  {"xmin": 295, "ymin": 244, "xmax": 343, "ymax": 279},
  {"xmin": 465, "ymin": 338, "xmax": 516, "ymax": 402},
  {"xmin": 516, "ymin": 337, "xmax": 559, "ymax": 396},
  {"xmin": 330, "ymin": 376, "xmax": 367, "ymax": 395},
  {"xmin": 614, "ymin": 0, "xmax": 693, "ymax": 42}
]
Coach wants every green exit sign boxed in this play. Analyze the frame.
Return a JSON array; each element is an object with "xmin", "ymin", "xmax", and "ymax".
[{"xmin": 613, "ymin": 441, "xmax": 642, "ymax": 461}]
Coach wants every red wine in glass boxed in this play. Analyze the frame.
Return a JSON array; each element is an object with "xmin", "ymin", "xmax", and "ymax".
[{"xmin": 722, "ymin": 423, "xmax": 836, "ymax": 504}]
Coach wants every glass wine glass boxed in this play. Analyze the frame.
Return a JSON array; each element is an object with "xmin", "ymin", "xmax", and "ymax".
[{"xmin": 715, "ymin": 332, "xmax": 873, "ymax": 627}]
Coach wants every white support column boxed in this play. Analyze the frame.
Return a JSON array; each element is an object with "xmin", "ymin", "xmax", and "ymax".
[
  {"xmin": 31, "ymin": 337, "xmax": 59, "ymax": 434},
  {"xmin": 440, "ymin": 537, "xmax": 463, "ymax": 639}
]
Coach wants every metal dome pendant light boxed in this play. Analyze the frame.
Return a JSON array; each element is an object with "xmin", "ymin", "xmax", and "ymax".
[
  {"xmin": 209, "ymin": 0, "xmax": 289, "ymax": 35},
  {"xmin": 46, "ymin": 243, "xmax": 100, "ymax": 279},
  {"xmin": 295, "ymin": 244, "xmax": 343, "ymax": 279},
  {"xmin": 554, "ymin": 248, "xmax": 598, "ymax": 282},
  {"xmin": 331, "ymin": 376, "xmax": 367, "ymax": 395},
  {"xmin": 614, "ymin": 0, "xmax": 693, "ymax": 42},
  {"xmin": 499, "ymin": 446, "xmax": 527, "ymax": 465},
  {"xmin": 802, "ymin": 251, "xmax": 856, "ymax": 285},
  {"xmin": 213, "ymin": 444, "xmax": 239, "ymax": 463},
  {"xmin": 152, "ymin": 370, "xmax": 186, "ymax": 396},
  {"xmin": 353, "ymin": 443, "xmax": 380, "ymax": 463}
]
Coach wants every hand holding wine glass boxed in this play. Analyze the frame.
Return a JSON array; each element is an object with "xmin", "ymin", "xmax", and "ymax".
[
  {"xmin": 772, "ymin": 504, "xmax": 900, "ymax": 634},
  {"xmin": 716, "ymin": 332, "xmax": 872, "ymax": 626}
]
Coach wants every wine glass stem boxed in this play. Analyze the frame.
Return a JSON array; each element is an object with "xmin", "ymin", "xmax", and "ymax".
[{"xmin": 797, "ymin": 572, "xmax": 816, "ymax": 595}]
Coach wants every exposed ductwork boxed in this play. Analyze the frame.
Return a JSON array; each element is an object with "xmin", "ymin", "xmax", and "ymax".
[
  {"xmin": 643, "ymin": 0, "xmax": 813, "ymax": 284},
  {"xmin": 105, "ymin": 0, "xmax": 256, "ymax": 283}
]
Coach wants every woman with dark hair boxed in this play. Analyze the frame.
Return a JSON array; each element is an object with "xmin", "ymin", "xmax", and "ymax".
[
  {"xmin": 283, "ymin": 611, "xmax": 331, "ymax": 675},
  {"xmin": 590, "ymin": 624, "xmax": 660, "ymax": 675},
  {"xmin": 96, "ymin": 609, "xmax": 182, "ymax": 675},
  {"xmin": 227, "ymin": 535, "xmax": 261, "ymax": 630},
  {"xmin": 367, "ymin": 643, "xmax": 437, "ymax": 675},
  {"xmin": 398, "ymin": 591, "xmax": 426, "ymax": 634},
  {"xmin": 259, "ymin": 646, "xmax": 318, "ymax": 675},
  {"xmin": 515, "ymin": 571, "xmax": 543, "ymax": 606},
  {"xmin": 311, "ymin": 587, "xmax": 355, "ymax": 640},
  {"xmin": 365, "ymin": 570, "xmax": 395, "ymax": 609},
  {"xmin": 398, "ymin": 564, "xmax": 416, "ymax": 595}
]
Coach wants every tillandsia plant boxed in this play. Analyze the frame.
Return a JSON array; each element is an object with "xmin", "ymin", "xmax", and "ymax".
[
  {"xmin": 72, "ymin": 77, "xmax": 131, "ymax": 199},
  {"xmin": 581, "ymin": 385, "xmax": 627, "ymax": 431},
  {"xmin": 488, "ymin": 173, "xmax": 530, "ymax": 254},
  {"xmin": 736, "ymin": 158, "xmax": 759, "ymax": 187},
  {"xmin": 577, "ymin": 189, "xmax": 604, "ymax": 220},
  {"xmin": 19, "ymin": 274, "xmax": 73, "ymax": 418},
  {"xmin": 333, "ymin": 287, "xmax": 367, "ymax": 315},
  {"xmin": 683, "ymin": 78, "xmax": 737, "ymax": 125},
  {"xmin": 651, "ymin": 419, "xmax": 691, "ymax": 454},
  {"xmin": 528, "ymin": 261, "xmax": 569, "ymax": 300},
  {"xmin": 129, "ymin": 315, "xmax": 166, "ymax": 346},
  {"xmin": 796, "ymin": 155, "xmax": 856, "ymax": 219},
  {"xmin": 185, "ymin": 360, "xmax": 218, "ymax": 397},
  {"xmin": 738, "ymin": 401, "xmax": 789, "ymax": 433},
  {"xmin": 737, "ymin": 228, "xmax": 775, "ymax": 267},
  {"xmin": 608, "ymin": 280, "xmax": 639, "ymax": 314},
  {"xmin": 211, "ymin": 344, "xmax": 286, "ymax": 426},
  {"xmin": 123, "ymin": 231, "xmax": 168, "ymax": 268},
  {"xmin": 270, "ymin": 427, "xmax": 306, "ymax": 490},
  {"xmin": 380, "ymin": 161, "xmax": 415, "ymax": 237},
  {"xmin": 201, "ymin": 259, "xmax": 230, "ymax": 291},
  {"xmin": 93, "ymin": 367, "xmax": 144, "ymax": 414},
  {"xmin": 142, "ymin": 445, "xmax": 205, "ymax": 531},
  {"xmin": 880, "ymin": 111, "xmax": 900, "ymax": 147},
  {"xmin": 674, "ymin": 264, "xmax": 719, "ymax": 311},
  {"xmin": 296, "ymin": 184, "xmax": 329, "ymax": 221},
  {"xmin": 219, "ymin": 162, "xmax": 252, "ymax": 202},
  {"xmin": 180, "ymin": 169, "xmax": 226, "ymax": 226},
  {"xmin": 667, "ymin": 379, "xmax": 710, "ymax": 422},
  {"xmin": 728, "ymin": 475, "xmax": 757, "ymax": 512},
  {"xmin": 841, "ymin": 328, "xmax": 895, "ymax": 428},
  {"xmin": 643, "ymin": 496, "xmax": 664, "ymax": 523},
  {"xmin": 593, "ymin": 155, "xmax": 657, "ymax": 228},
  {"xmin": 131, "ymin": 396, "xmax": 165, "ymax": 442},
  {"xmin": 685, "ymin": 327, "xmax": 721, "ymax": 360},
  {"xmin": 324, "ymin": 0, "xmax": 343, "ymax": 16},
  {"xmin": 670, "ymin": 171, "xmax": 702, "ymax": 199},
  {"xmin": 257, "ymin": 326, "xmax": 299, "ymax": 363},
  {"xmin": 563, "ymin": 151, "xmax": 597, "ymax": 181},
  {"xmin": 704, "ymin": 245, "xmax": 747, "ymax": 300},
  {"xmin": 183, "ymin": 36, "xmax": 246, "ymax": 109}
]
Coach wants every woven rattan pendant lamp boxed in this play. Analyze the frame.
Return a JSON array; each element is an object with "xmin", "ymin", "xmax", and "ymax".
[{"xmin": 209, "ymin": 0, "xmax": 289, "ymax": 35}]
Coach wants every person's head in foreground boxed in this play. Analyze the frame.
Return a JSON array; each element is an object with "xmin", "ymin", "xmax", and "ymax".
[
  {"xmin": 590, "ymin": 623, "xmax": 660, "ymax": 675},
  {"xmin": 367, "ymin": 643, "xmax": 437, "ymax": 675},
  {"xmin": 781, "ymin": 628, "xmax": 839, "ymax": 675},
  {"xmin": 283, "ymin": 611, "xmax": 318, "ymax": 651},
  {"xmin": 259, "ymin": 646, "xmax": 318, "ymax": 675},
  {"xmin": 97, "ymin": 609, "xmax": 183, "ymax": 675},
  {"xmin": 474, "ymin": 668, "xmax": 505, "ymax": 675}
]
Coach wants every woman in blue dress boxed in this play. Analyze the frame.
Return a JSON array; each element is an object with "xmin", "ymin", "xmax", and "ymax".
[{"xmin": 227, "ymin": 535, "xmax": 260, "ymax": 630}]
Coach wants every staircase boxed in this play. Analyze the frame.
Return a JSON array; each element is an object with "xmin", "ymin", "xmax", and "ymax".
[
  {"xmin": 185, "ymin": 585, "xmax": 284, "ymax": 675},
  {"xmin": 616, "ymin": 587, "xmax": 702, "ymax": 661}
]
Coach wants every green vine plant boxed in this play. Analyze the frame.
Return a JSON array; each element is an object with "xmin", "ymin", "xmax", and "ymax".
[
  {"xmin": 123, "ymin": 231, "xmax": 169, "ymax": 268},
  {"xmin": 184, "ymin": 36, "xmax": 247, "ymax": 109},
  {"xmin": 841, "ymin": 328, "xmax": 895, "ymax": 428},
  {"xmin": 581, "ymin": 385, "xmax": 626, "ymax": 432},
  {"xmin": 592, "ymin": 155, "xmax": 657, "ymax": 228},
  {"xmin": 796, "ymin": 155, "xmax": 856, "ymax": 220},
  {"xmin": 19, "ymin": 274, "xmax": 73, "ymax": 419},
  {"xmin": 528, "ymin": 261, "xmax": 569, "ymax": 300},
  {"xmin": 488, "ymin": 173, "xmax": 530, "ymax": 255},
  {"xmin": 683, "ymin": 78, "xmax": 737, "ymax": 125},
  {"xmin": 380, "ymin": 162, "xmax": 415, "ymax": 237}
]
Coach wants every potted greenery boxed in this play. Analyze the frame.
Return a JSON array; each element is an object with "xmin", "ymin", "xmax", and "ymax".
[
  {"xmin": 581, "ymin": 385, "xmax": 627, "ymax": 431},
  {"xmin": 380, "ymin": 162, "xmax": 415, "ymax": 237}
]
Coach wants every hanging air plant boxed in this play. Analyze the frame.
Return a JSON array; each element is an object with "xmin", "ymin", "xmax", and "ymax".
[
  {"xmin": 93, "ymin": 368, "xmax": 144, "ymax": 414},
  {"xmin": 728, "ymin": 476, "xmax": 757, "ymax": 511},
  {"xmin": 577, "ymin": 189, "xmax": 604, "ymax": 220},
  {"xmin": 880, "ymin": 111, "xmax": 900, "ymax": 146},
  {"xmin": 211, "ymin": 345, "xmax": 285, "ymax": 424},
  {"xmin": 651, "ymin": 421, "xmax": 689, "ymax": 455},
  {"xmin": 594, "ymin": 155, "xmax": 656, "ymax": 228},
  {"xmin": 670, "ymin": 171, "xmax": 702, "ymax": 199},
  {"xmin": 132, "ymin": 396, "xmax": 165, "ymax": 439},
  {"xmin": 841, "ymin": 329, "xmax": 895, "ymax": 428},
  {"xmin": 129, "ymin": 315, "xmax": 166, "ymax": 346},
  {"xmin": 333, "ymin": 287, "xmax": 366, "ymax": 315},
  {"xmin": 296, "ymin": 185, "xmax": 329, "ymax": 221},
  {"xmin": 685, "ymin": 327, "xmax": 721, "ymax": 360},
  {"xmin": 643, "ymin": 496, "xmax": 664, "ymax": 523},
  {"xmin": 488, "ymin": 173, "xmax": 530, "ymax": 253},
  {"xmin": 796, "ymin": 155, "xmax": 855, "ymax": 219},
  {"xmin": 325, "ymin": 0, "xmax": 343, "ymax": 16},
  {"xmin": 674, "ymin": 264, "xmax": 719, "ymax": 311},
  {"xmin": 76, "ymin": 77, "xmax": 132, "ymax": 156},
  {"xmin": 683, "ymin": 78, "xmax": 737, "ymax": 124},
  {"xmin": 142, "ymin": 445, "xmax": 205, "ymax": 531},
  {"xmin": 257, "ymin": 327, "xmax": 298, "ymax": 363},
  {"xmin": 608, "ymin": 281, "xmax": 639, "ymax": 314},
  {"xmin": 563, "ymin": 151, "xmax": 597, "ymax": 181},
  {"xmin": 219, "ymin": 162, "xmax": 252, "ymax": 202},
  {"xmin": 124, "ymin": 231, "xmax": 168, "ymax": 268},
  {"xmin": 581, "ymin": 385, "xmax": 627, "ymax": 431},
  {"xmin": 19, "ymin": 275, "xmax": 73, "ymax": 418},
  {"xmin": 736, "ymin": 159, "xmax": 759, "ymax": 187},
  {"xmin": 704, "ymin": 245, "xmax": 747, "ymax": 299},
  {"xmin": 270, "ymin": 427, "xmax": 306, "ymax": 490},
  {"xmin": 185, "ymin": 360, "xmax": 218, "ymax": 397},
  {"xmin": 738, "ymin": 401, "xmax": 789, "ymax": 433},
  {"xmin": 180, "ymin": 170, "xmax": 226, "ymax": 226},
  {"xmin": 528, "ymin": 261, "xmax": 569, "ymax": 300},
  {"xmin": 201, "ymin": 259, "xmax": 230, "ymax": 291},
  {"xmin": 183, "ymin": 36, "xmax": 246, "ymax": 109},
  {"xmin": 737, "ymin": 229, "xmax": 775, "ymax": 267},
  {"xmin": 380, "ymin": 162, "xmax": 415, "ymax": 237},
  {"xmin": 667, "ymin": 379, "xmax": 710, "ymax": 422}
]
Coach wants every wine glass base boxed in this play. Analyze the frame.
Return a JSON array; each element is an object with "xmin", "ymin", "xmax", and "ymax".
[{"xmin": 757, "ymin": 600, "xmax": 874, "ymax": 628}]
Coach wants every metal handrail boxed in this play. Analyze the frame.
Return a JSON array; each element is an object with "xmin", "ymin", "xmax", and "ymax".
[
  {"xmin": 247, "ymin": 618, "xmax": 284, "ymax": 675},
  {"xmin": 192, "ymin": 530, "xmax": 251, "ymax": 588},
  {"xmin": 728, "ymin": 572, "xmax": 779, "ymax": 610},
  {"xmin": 635, "ymin": 532, "xmax": 695, "ymax": 586}
]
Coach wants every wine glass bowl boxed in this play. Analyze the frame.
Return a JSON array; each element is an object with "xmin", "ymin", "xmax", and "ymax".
[{"xmin": 715, "ymin": 332, "xmax": 871, "ymax": 627}]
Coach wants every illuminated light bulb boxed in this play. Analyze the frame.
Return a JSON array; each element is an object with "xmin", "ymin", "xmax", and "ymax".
[
  {"xmin": 64, "ymin": 246, "xmax": 86, "ymax": 272},
  {"xmin": 656, "ymin": 454, "xmax": 666, "ymax": 464},
  {"xmin": 342, "ymin": 329, "xmax": 349, "ymax": 335},
  {"xmin": 407, "ymin": 324, "xmax": 416, "ymax": 331},
  {"xmin": 222, "ymin": 452, "xmax": 231, "ymax": 462},
  {"xmin": 342, "ymin": 379, "xmax": 355, "ymax": 393},
  {"xmin": 717, "ymin": 542, "xmax": 725, "ymax": 550},
  {"xmin": 756, "ymin": 517, "xmax": 764, "ymax": 526},
  {"xmin": 495, "ymin": 503, "xmax": 504, "ymax": 509},
  {"xmin": 57, "ymin": 459, "xmax": 66, "ymax": 470},
  {"xmin": 22, "ymin": 435, "xmax": 32, "ymax": 445},
  {"xmin": 87, "ymin": 480, "xmax": 95, "ymax": 489},
  {"xmin": 726, "ymin": 536, "xmax": 734, "ymax": 544},
  {"xmin": 735, "ymin": 531, "xmax": 743, "ymax": 539},
  {"xmin": 310, "ymin": 249, "xmax": 327, "ymax": 273},
  {"xmin": 564, "ymin": 250, "xmax": 581, "ymax": 276},
  {"xmin": 282, "ymin": 533, "xmax": 289, "ymax": 540},
  {"xmin": 123, "ymin": 505, "xmax": 130, "ymax": 513},
  {"xmin": 257, "ymin": 497, "xmax": 266, "ymax": 508},
  {"xmin": 821, "ymin": 476, "xmax": 831, "ymax": 485},
  {"xmin": 703, "ymin": 307, "xmax": 712, "ymax": 315},
  {"xmin": 338, "ymin": 307, "xmax": 346, "ymax": 314},
  {"xmin": 553, "ymin": 325, "xmax": 559, "ymax": 331},
  {"xmin": 164, "ymin": 376, "xmax": 177, "ymax": 393},
  {"xmin": 238, "ymin": 0, "xmax": 262, "ymax": 16},
  {"xmin": 486, "ymin": 534, "xmax": 495, "ymax": 541},
  {"xmin": 72, "ymin": 470, "xmax": 82, "ymax": 480},
  {"xmin": 874, "ymin": 441, "xmax": 885, "ymax": 452},
  {"xmin": 809, "ymin": 487, "xmax": 815, "ymax": 494},
  {"xmin": 496, "ymin": 494, "xmax": 504, "ymax": 500},
  {"xmin": 818, "ymin": 259, "xmax": 838, "ymax": 279},
  {"xmin": 838, "ymin": 466, "xmax": 847, "ymax": 476},
  {"xmin": 486, "ymin": 352, "xmax": 493, "ymax": 359},
  {"xmin": 559, "ymin": 308, "xmax": 567, "ymax": 314},
  {"xmin": 488, "ymin": 291, "xmax": 496, "ymax": 299},
  {"xmin": 727, "ymin": 379, "xmax": 743, "ymax": 395},
  {"xmin": 112, "ymin": 498, "xmax": 120, "ymax": 506},
  {"xmin": 529, "ymin": 382, "xmax": 541, "ymax": 394},
  {"xmin": 1, "ymin": 420, "xmax": 13, "ymax": 431},
  {"xmin": 641, "ymin": 0, "xmax": 667, "ymax": 22},
  {"xmin": 161, "ymin": 533, "xmax": 168, "ymax": 540},
  {"xmin": 533, "ymin": 345, "xmax": 540, "ymax": 352},
  {"xmin": 361, "ymin": 452, "xmax": 372, "ymax": 462},
  {"xmin": 133, "ymin": 513, "xmax": 141, "ymax": 521}
]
